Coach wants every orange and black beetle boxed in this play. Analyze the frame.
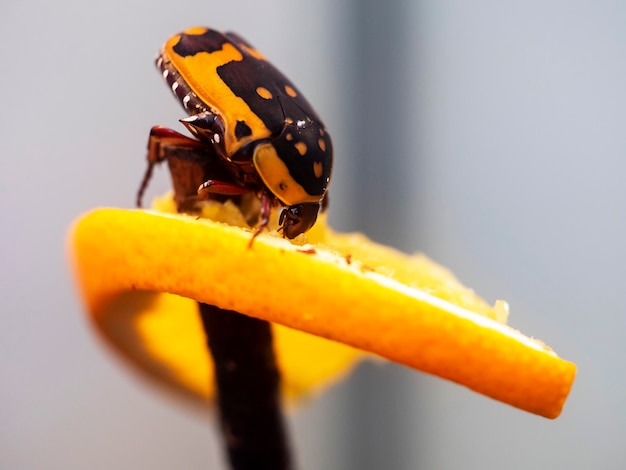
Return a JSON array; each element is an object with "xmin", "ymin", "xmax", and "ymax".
[{"xmin": 138, "ymin": 27, "xmax": 333, "ymax": 239}]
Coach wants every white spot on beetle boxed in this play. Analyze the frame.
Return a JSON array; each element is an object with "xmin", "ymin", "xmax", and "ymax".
[
  {"xmin": 162, "ymin": 69, "xmax": 169, "ymax": 80},
  {"xmin": 172, "ymin": 82, "xmax": 179, "ymax": 93},
  {"xmin": 182, "ymin": 95, "xmax": 191, "ymax": 109},
  {"xmin": 214, "ymin": 134, "xmax": 220, "ymax": 144}
]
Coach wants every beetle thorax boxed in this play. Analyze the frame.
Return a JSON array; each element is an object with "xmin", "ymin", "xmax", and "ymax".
[{"xmin": 252, "ymin": 120, "xmax": 332, "ymax": 207}]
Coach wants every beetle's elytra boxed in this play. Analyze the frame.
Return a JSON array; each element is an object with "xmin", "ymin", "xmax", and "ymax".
[{"xmin": 137, "ymin": 27, "xmax": 333, "ymax": 239}]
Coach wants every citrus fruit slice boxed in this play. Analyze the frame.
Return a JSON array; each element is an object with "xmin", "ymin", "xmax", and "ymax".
[{"xmin": 69, "ymin": 198, "xmax": 576, "ymax": 418}]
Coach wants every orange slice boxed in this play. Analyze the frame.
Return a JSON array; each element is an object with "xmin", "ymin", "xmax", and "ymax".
[{"xmin": 68, "ymin": 198, "xmax": 576, "ymax": 419}]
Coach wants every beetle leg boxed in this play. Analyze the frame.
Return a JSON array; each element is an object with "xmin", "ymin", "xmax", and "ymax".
[
  {"xmin": 147, "ymin": 126, "xmax": 205, "ymax": 160},
  {"xmin": 197, "ymin": 180, "xmax": 253, "ymax": 198},
  {"xmin": 137, "ymin": 160, "xmax": 156, "ymax": 208},
  {"xmin": 248, "ymin": 191, "xmax": 274, "ymax": 248},
  {"xmin": 248, "ymin": 191, "xmax": 274, "ymax": 247},
  {"xmin": 137, "ymin": 126, "xmax": 206, "ymax": 207}
]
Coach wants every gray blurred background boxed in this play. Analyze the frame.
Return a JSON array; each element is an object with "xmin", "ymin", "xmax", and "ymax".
[{"xmin": 2, "ymin": 0, "xmax": 624, "ymax": 468}]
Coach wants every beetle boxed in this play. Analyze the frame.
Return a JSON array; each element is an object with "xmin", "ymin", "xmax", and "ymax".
[{"xmin": 137, "ymin": 27, "xmax": 333, "ymax": 239}]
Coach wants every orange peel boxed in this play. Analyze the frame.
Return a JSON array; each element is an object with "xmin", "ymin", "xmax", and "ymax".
[{"xmin": 69, "ymin": 198, "xmax": 576, "ymax": 419}]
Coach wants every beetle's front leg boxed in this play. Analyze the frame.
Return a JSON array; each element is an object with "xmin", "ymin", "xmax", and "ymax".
[
  {"xmin": 246, "ymin": 191, "xmax": 277, "ymax": 246},
  {"xmin": 137, "ymin": 126, "xmax": 207, "ymax": 208}
]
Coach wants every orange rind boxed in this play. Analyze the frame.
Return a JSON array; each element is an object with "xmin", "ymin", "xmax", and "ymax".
[{"xmin": 69, "ymin": 197, "xmax": 576, "ymax": 419}]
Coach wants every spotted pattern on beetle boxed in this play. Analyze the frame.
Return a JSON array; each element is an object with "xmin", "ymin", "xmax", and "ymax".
[{"xmin": 155, "ymin": 26, "xmax": 333, "ymax": 234}]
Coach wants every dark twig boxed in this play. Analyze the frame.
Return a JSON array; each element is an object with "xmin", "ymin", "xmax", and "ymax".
[
  {"xmin": 199, "ymin": 303, "xmax": 293, "ymax": 470},
  {"xmin": 149, "ymin": 148, "xmax": 293, "ymax": 469}
]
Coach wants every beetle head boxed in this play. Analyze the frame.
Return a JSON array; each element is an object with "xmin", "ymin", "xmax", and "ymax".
[{"xmin": 279, "ymin": 203, "xmax": 320, "ymax": 239}]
